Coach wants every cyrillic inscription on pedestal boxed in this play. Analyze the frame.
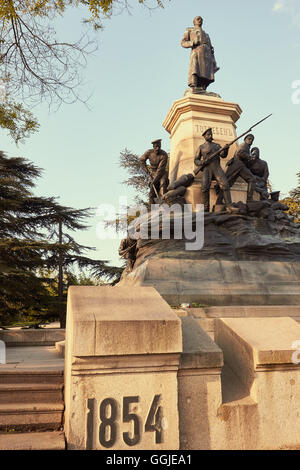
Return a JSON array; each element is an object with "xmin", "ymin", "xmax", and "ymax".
[{"xmin": 194, "ymin": 123, "xmax": 234, "ymax": 138}]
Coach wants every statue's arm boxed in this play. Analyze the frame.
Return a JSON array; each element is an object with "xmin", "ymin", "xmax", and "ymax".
[
  {"xmin": 263, "ymin": 162, "xmax": 270, "ymax": 181},
  {"xmin": 181, "ymin": 30, "xmax": 193, "ymax": 49},
  {"xmin": 139, "ymin": 150, "xmax": 150, "ymax": 173},
  {"xmin": 236, "ymin": 145, "xmax": 251, "ymax": 163},
  {"xmin": 194, "ymin": 146, "xmax": 203, "ymax": 166},
  {"xmin": 219, "ymin": 145, "xmax": 229, "ymax": 159}
]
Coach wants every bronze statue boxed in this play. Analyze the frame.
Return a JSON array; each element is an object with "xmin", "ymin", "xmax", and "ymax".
[
  {"xmin": 194, "ymin": 128, "xmax": 231, "ymax": 212},
  {"xmin": 119, "ymin": 237, "xmax": 137, "ymax": 271},
  {"xmin": 181, "ymin": 16, "xmax": 219, "ymax": 91},
  {"xmin": 163, "ymin": 173, "xmax": 195, "ymax": 204},
  {"xmin": 139, "ymin": 139, "xmax": 169, "ymax": 204},
  {"xmin": 216, "ymin": 134, "xmax": 256, "ymax": 204},
  {"xmin": 248, "ymin": 147, "xmax": 269, "ymax": 200}
]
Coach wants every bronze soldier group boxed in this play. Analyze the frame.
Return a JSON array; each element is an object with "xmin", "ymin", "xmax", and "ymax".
[
  {"xmin": 140, "ymin": 128, "xmax": 271, "ymax": 213},
  {"xmin": 200, "ymin": 130, "xmax": 270, "ymax": 211}
]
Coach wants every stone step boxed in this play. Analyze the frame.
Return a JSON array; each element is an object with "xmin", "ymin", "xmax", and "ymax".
[
  {"xmin": 0, "ymin": 370, "xmax": 63, "ymax": 385},
  {"xmin": 0, "ymin": 403, "xmax": 64, "ymax": 432},
  {"xmin": 0, "ymin": 329, "xmax": 65, "ymax": 347},
  {"xmin": 0, "ymin": 431, "xmax": 65, "ymax": 450},
  {"xmin": 0, "ymin": 383, "xmax": 63, "ymax": 404},
  {"xmin": 187, "ymin": 305, "xmax": 300, "ymax": 319},
  {"xmin": 55, "ymin": 340, "xmax": 65, "ymax": 357}
]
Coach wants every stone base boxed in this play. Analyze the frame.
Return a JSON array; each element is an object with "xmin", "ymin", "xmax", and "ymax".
[
  {"xmin": 119, "ymin": 258, "xmax": 300, "ymax": 306},
  {"xmin": 183, "ymin": 88, "xmax": 222, "ymax": 98},
  {"xmin": 185, "ymin": 181, "xmax": 260, "ymax": 212},
  {"xmin": 119, "ymin": 213, "xmax": 300, "ymax": 307}
]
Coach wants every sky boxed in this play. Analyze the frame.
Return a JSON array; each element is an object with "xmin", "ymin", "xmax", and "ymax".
[{"xmin": 1, "ymin": 0, "xmax": 300, "ymax": 270}]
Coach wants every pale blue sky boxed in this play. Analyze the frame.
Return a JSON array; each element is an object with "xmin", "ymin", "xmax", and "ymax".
[{"xmin": 1, "ymin": 0, "xmax": 300, "ymax": 269}]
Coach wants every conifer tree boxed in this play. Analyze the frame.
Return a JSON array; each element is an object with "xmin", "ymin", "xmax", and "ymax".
[{"xmin": 0, "ymin": 150, "xmax": 121, "ymax": 327}]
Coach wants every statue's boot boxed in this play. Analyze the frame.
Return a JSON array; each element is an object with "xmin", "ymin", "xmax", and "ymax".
[
  {"xmin": 247, "ymin": 180, "xmax": 256, "ymax": 202},
  {"xmin": 191, "ymin": 74, "xmax": 198, "ymax": 88},
  {"xmin": 202, "ymin": 191, "xmax": 210, "ymax": 212},
  {"xmin": 215, "ymin": 189, "xmax": 224, "ymax": 205}
]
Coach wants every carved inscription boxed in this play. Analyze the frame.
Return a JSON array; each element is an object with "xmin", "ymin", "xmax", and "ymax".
[{"xmin": 195, "ymin": 124, "xmax": 233, "ymax": 137}]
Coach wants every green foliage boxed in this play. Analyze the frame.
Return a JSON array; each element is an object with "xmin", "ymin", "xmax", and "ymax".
[
  {"xmin": 0, "ymin": 1, "xmax": 165, "ymax": 141},
  {"xmin": 119, "ymin": 148, "xmax": 149, "ymax": 198},
  {"xmin": 0, "ymin": 101, "xmax": 39, "ymax": 143},
  {"xmin": 281, "ymin": 171, "xmax": 300, "ymax": 223},
  {"xmin": 0, "ymin": 149, "xmax": 121, "ymax": 326},
  {"xmin": 0, "ymin": 1, "xmax": 165, "ymax": 29}
]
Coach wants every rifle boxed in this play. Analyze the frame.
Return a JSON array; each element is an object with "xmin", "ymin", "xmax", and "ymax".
[{"xmin": 193, "ymin": 114, "xmax": 272, "ymax": 176}]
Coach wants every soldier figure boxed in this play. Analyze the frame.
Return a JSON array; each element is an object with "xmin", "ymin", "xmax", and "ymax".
[
  {"xmin": 249, "ymin": 147, "xmax": 269, "ymax": 200},
  {"xmin": 194, "ymin": 128, "xmax": 232, "ymax": 212},
  {"xmin": 216, "ymin": 134, "xmax": 256, "ymax": 205},
  {"xmin": 139, "ymin": 139, "xmax": 169, "ymax": 204},
  {"xmin": 181, "ymin": 16, "xmax": 219, "ymax": 91}
]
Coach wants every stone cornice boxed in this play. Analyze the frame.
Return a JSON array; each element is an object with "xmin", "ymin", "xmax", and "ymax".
[{"xmin": 163, "ymin": 95, "xmax": 242, "ymax": 134}]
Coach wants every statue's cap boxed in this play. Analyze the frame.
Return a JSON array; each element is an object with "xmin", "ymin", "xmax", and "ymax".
[
  {"xmin": 151, "ymin": 139, "xmax": 162, "ymax": 145},
  {"xmin": 202, "ymin": 128, "xmax": 212, "ymax": 137}
]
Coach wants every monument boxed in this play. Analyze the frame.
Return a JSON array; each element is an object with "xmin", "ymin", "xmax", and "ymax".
[
  {"xmin": 64, "ymin": 15, "xmax": 300, "ymax": 451},
  {"xmin": 118, "ymin": 16, "xmax": 300, "ymax": 309}
]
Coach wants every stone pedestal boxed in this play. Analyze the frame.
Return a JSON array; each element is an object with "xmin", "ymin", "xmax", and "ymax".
[
  {"xmin": 64, "ymin": 286, "xmax": 182, "ymax": 450},
  {"xmin": 163, "ymin": 92, "xmax": 249, "ymax": 211}
]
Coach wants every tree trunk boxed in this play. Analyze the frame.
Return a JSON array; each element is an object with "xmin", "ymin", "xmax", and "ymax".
[{"xmin": 58, "ymin": 218, "xmax": 65, "ymax": 328}]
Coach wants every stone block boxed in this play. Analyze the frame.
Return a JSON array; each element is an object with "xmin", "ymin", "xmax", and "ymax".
[
  {"xmin": 216, "ymin": 317, "xmax": 300, "ymax": 368},
  {"xmin": 120, "ymin": 258, "xmax": 300, "ymax": 307},
  {"xmin": 177, "ymin": 317, "xmax": 225, "ymax": 449},
  {"xmin": 67, "ymin": 286, "xmax": 181, "ymax": 357},
  {"xmin": 0, "ymin": 329, "xmax": 65, "ymax": 347},
  {"xmin": 215, "ymin": 317, "xmax": 300, "ymax": 449},
  {"xmin": 65, "ymin": 286, "xmax": 182, "ymax": 450}
]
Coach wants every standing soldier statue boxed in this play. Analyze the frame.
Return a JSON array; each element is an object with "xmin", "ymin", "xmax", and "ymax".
[
  {"xmin": 181, "ymin": 16, "xmax": 219, "ymax": 91},
  {"xmin": 139, "ymin": 139, "xmax": 169, "ymax": 204},
  {"xmin": 216, "ymin": 134, "xmax": 256, "ymax": 205},
  {"xmin": 194, "ymin": 128, "xmax": 232, "ymax": 212},
  {"xmin": 248, "ymin": 147, "xmax": 270, "ymax": 200}
]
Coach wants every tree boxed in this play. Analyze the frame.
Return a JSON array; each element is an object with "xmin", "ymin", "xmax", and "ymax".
[
  {"xmin": 104, "ymin": 148, "xmax": 150, "ymax": 236},
  {"xmin": 281, "ymin": 171, "xmax": 300, "ymax": 223},
  {"xmin": 119, "ymin": 148, "xmax": 149, "ymax": 200},
  {"xmin": 0, "ymin": 149, "xmax": 121, "ymax": 327},
  {"xmin": 0, "ymin": 100, "xmax": 39, "ymax": 143},
  {"xmin": 0, "ymin": 1, "xmax": 165, "ymax": 142}
]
